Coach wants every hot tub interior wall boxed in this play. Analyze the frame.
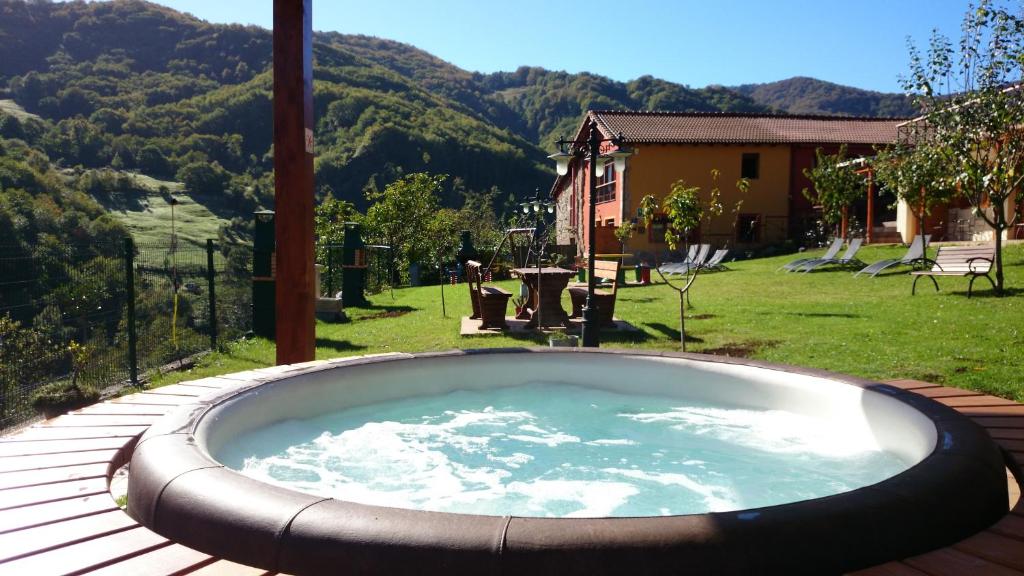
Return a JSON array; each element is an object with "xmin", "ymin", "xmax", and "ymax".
[{"xmin": 196, "ymin": 354, "xmax": 937, "ymax": 467}]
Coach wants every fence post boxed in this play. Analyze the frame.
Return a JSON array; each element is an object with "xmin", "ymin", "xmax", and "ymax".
[
  {"xmin": 124, "ymin": 237, "xmax": 139, "ymax": 386},
  {"xmin": 206, "ymin": 239, "xmax": 218, "ymax": 351}
]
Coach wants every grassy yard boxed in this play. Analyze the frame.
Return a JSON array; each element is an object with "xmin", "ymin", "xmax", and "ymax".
[{"xmin": 155, "ymin": 242, "xmax": 1024, "ymax": 401}]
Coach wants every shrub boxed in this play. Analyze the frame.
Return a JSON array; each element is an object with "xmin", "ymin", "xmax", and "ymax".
[{"xmin": 30, "ymin": 379, "xmax": 100, "ymax": 418}]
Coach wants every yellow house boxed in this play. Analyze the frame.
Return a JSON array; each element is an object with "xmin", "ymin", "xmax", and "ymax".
[{"xmin": 552, "ymin": 111, "xmax": 903, "ymax": 257}]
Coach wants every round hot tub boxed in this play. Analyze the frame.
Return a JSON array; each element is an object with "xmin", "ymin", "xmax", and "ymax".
[{"xmin": 128, "ymin": 349, "xmax": 1008, "ymax": 575}]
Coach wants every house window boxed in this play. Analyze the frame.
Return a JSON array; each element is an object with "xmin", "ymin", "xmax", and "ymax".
[
  {"xmin": 596, "ymin": 165, "xmax": 616, "ymax": 203},
  {"xmin": 741, "ymin": 153, "xmax": 760, "ymax": 179},
  {"xmin": 737, "ymin": 213, "xmax": 761, "ymax": 243}
]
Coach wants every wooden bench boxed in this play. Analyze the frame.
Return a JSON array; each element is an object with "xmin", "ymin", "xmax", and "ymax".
[
  {"xmin": 466, "ymin": 260, "xmax": 512, "ymax": 329},
  {"xmin": 911, "ymin": 245, "xmax": 996, "ymax": 298},
  {"xmin": 568, "ymin": 259, "xmax": 619, "ymax": 326}
]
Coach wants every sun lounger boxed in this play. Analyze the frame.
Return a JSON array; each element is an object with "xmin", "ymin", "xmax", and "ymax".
[
  {"xmin": 798, "ymin": 238, "xmax": 864, "ymax": 273},
  {"xmin": 778, "ymin": 238, "xmax": 842, "ymax": 272},
  {"xmin": 854, "ymin": 235, "xmax": 931, "ymax": 278},
  {"xmin": 658, "ymin": 244, "xmax": 713, "ymax": 275},
  {"xmin": 702, "ymin": 249, "xmax": 730, "ymax": 271}
]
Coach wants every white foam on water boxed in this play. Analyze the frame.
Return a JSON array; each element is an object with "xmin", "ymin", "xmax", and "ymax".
[
  {"xmin": 622, "ymin": 406, "xmax": 877, "ymax": 457},
  {"xmin": 218, "ymin": 382, "xmax": 910, "ymax": 517}
]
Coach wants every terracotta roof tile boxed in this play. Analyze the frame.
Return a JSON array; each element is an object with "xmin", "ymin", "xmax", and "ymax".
[{"xmin": 591, "ymin": 111, "xmax": 903, "ymax": 145}]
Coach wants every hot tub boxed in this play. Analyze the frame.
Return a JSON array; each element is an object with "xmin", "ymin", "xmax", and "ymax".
[{"xmin": 128, "ymin": 349, "xmax": 1008, "ymax": 575}]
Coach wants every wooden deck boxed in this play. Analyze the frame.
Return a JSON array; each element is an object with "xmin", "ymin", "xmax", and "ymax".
[{"xmin": 0, "ymin": 374, "xmax": 1021, "ymax": 575}]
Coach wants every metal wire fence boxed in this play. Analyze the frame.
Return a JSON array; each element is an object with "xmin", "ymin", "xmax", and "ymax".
[{"xmin": 0, "ymin": 238, "xmax": 252, "ymax": 432}]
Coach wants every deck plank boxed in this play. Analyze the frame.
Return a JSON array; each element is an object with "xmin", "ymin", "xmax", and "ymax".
[
  {"xmin": 110, "ymin": 393, "xmax": 201, "ymax": 406},
  {"xmin": 998, "ymin": 439, "xmax": 1024, "ymax": 453},
  {"xmin": 957, "ymin": 405, "xmax": 1024, "ymax": 417},
  {"xmin": 989, "ymin": 514, "xmax": 1024, "ymax": 542},
  {"xmin": 0, "ymin": 493, "xmax": 118, "ymax": 534},
  {"xmin": 181, "ymin": 557, "xmax": 274, "ymax": 569},
  {"xmin": 138, "ymin": 384, "xmax": 208, "ymax": 397},
  {"xmin": 0, "ymin": 510, "xmax": 137, "ymax": 562},
  {"xmin": 910, "ymin": 387, "xmax": 985, "ymax": 399},
  {"xmin": 0, "ymin": 450, "xmax": 120, "ymax": 473},
  {"xmin": 937, "ymin": 396, "xmax": 1021, "ymax": 407},
  {"xmin": 971, "ymin": 417, "xmax": 1024, "ymax": 429},
  {"xmin": 2, "ymin": 425, "xmax": 148, "ymax": 441},
  {"xmin": 882, "ymin": 379, "xmax": 941, "ymax": 390},
  {"xmin": 181, "ymin": 559, "xmax": 275, "ymax": 576},
  {"xmin": 0, "ymin": 525, "xmax": 169, "ymax": 575},
  {"xmin": 904, "ymin": 547, "xmax": 1024, "ymax": 576},
  {"xmin": 38, "ymin": 414, "xmax": 163, "ymax": 427},
  {"xmin": 847, "ymin": 562, "xmax": 929, "ymax": 575},
  {"xmin": 83, "ymin": 543, "xmax": 214, "ymax": 576},
  {"xmin": 0, "ymin": 476, "xmax": 109, "ymax": 510},
  {"xmin": 953, "ymin": 531, "xmax": 1024, "ymax": 571},
  {"xmin": 72, "ymin": 403, "xmax": 173, "ymax": 416},
  {"xmin": 0, "ymin": 437, "xmax": 129, "ymax": 457},
  {"xmin": 0, "ymin": 462, "xmax": 108, "ymax": 489},
  {"xmin": 986, "ymin": 428, "xmax": 1024, "ymax": 440}
]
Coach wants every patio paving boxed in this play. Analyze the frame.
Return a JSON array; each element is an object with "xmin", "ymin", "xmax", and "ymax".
[{"xmin": 0, "ymin": 369, "xmax": 1021, "ymax": 575}]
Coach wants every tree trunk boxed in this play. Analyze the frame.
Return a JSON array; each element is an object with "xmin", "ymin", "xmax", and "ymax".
[
  {"xmin": 993, "ymin": 203, "xmax": 1005, "ymax": 295},
  {"xmin": 679, "ymin": 289, "xmax": 686, "ymax": 352},
  {"xmin": 994, "ymin": 228, "xmax": 1004, "ymax": 295}
]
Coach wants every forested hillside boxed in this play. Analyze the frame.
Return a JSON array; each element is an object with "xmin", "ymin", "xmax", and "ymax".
[
  {"xmin": 733, "ymin": 77, "xmax": 918, "ymax": 117},
  {"xmin": 0, "ymin": 0, "xmax": 917, "ymax": 247}
]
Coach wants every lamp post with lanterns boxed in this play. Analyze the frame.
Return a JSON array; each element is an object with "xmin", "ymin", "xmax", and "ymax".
[
  {"xmin": 548, "ymin": 118, "xmax": 630, "ymax": 347},
  {"xmin": 519, "ymin": 189, "xmax": 556, "ymax": 330}
]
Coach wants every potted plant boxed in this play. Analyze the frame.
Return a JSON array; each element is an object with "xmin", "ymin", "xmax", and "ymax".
[
  {"xmin": 512, "ymin": 295, "xmax": 526, "ymax": 316},
  {"xmin": 31, "ymin": 341, "xmax": 100, "ymax": 419}
]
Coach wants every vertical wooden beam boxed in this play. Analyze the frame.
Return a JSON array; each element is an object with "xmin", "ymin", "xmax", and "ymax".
[
  {"xmin": 866, "ymin": 169, "xmax": 874, "ymax": 244},
  {"xmin": 273, "ymin": 0, "xmax": 315, "ymax": 364}
]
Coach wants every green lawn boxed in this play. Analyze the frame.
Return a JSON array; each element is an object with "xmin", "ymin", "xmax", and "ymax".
[{"xmin": 154, "ymin": 242, "xmax": 1024, "ymax": 401}]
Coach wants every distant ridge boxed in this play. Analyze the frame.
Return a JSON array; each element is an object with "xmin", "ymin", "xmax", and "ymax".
[{"xmin": 732, "ymin": 77, "xmax": 918, "ymax": 118}]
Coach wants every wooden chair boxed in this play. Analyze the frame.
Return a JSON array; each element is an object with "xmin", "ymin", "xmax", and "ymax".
[
  {"xmin": 568, "ymin": 259, "xmax": 620, "ymax": 326},
  {"xmin": 466, "ymin": 260, "xmax": 512, "ymax": 329},
  {"xmin": 911, "ymin": 245, "xmax": 995, "ymax": 298}
]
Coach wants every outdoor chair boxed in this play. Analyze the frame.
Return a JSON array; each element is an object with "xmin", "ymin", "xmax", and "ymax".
[
  {"xmin": 683, "ymin": 244, "xmax": 699, "ymax": 265},
  {"xmin": 854, "ymin": 234, "xmax": 931, "ymax": 278},
  {"xmin": 702, "ymin": 248, "xmax": 730, "ymax": 271},
  {"xmin": 778, "ymin": 238, "xmax": 843, "ymax": 272},
  {"xmin": 910, "ymin": 245, "xmax": 995, "ymax": 298},
  {"xmin": 797, "ymin": 238, "xmax": 865, "ymax": 273},
  {"xmin": 568, "ymin": 259, "xmax": 619, "ymax": 326},
  {"xmin": 692, "ymin": 244, "xmax": 711, "ymax": 267},
  {"xmin": 658, "ymin": 244, "xmax": 711, "ymax": 276},
  {"xmin": 466, "ymin": 260, "xmax": 511, "ymax": 329}
]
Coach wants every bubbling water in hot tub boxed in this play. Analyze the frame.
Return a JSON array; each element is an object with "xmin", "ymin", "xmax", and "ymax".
[{"xmin": 215, "ymin": 381, "xmax": 908, "ymax": 518}]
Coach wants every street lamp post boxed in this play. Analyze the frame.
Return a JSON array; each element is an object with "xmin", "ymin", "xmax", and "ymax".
[
  {"xmin": 549, "ymin": 118, "xmax": 630, "ymax": 347},
  {"xmin": 520, "ymin": 188, "xmax": 555, "ymax": 330}
]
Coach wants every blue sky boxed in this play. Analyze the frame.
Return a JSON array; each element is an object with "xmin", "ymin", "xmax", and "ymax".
[{"xmin": 141, "ymin": 0, "xmax": 969, "ymax": 93}]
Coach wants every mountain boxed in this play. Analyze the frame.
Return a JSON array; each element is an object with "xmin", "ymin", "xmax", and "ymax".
[
  {"xmin": 733, "ymin": 77, "xmax": 918, "ymax": 118},
  {"xmin": 0, "ymin": 0, "xmax": 917, "ymax": 233}
]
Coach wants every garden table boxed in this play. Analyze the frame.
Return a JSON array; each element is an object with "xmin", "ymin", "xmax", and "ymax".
[{"xmin": 511, "ymin": 267, "xmax": 575, "ymax": 328}]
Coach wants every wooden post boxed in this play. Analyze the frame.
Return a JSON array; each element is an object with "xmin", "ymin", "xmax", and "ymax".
[
  {"xmin": 866, "ymin": 169, "xmax": 874, "ymax": 244},
  {"xmin": 840, "ymin": 206, "xmax": 848, "ymax": 240},
  {"xmin": 273, "ymin": 0, "xmax": 315, "ymax": 364}
]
